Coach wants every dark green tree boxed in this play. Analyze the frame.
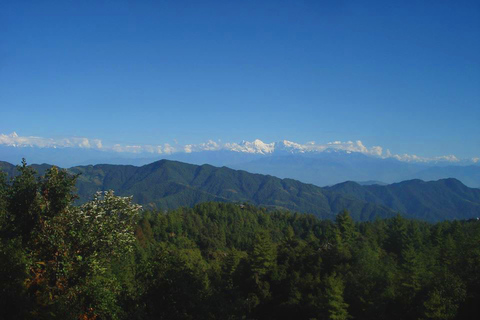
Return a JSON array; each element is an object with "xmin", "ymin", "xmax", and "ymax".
[{"xmin": 325, "ymin": 272, "xmax": 351, "ymax": 320}]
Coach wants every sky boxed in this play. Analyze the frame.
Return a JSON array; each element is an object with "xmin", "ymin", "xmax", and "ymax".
[{"xmin": 1, "ymin": 0, "xmax": 479, "ymax": 159}]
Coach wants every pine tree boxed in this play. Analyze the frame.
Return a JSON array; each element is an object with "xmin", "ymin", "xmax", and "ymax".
[
  {"xmin": 335, "ymin": 210, "xmax": 357, "ymax": 245},
  {"xmin": 324, "ymin": 272, "xmax": 351, "ymax": 320},
  {"xmin": 251, "ymin": 231, "xmax": 277, "ymax": 277}
]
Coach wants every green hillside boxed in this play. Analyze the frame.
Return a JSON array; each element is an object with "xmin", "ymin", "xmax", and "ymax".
[
  {"xmin": 326, "ymin": 179, "xmax": 480, "ymax": 221},
  {"xmin": 66, "ymin": 160, "xmax": 396, "ymax": 221},
  {"xmin": 3, "ymin": 159, "xmax": 480, "ymax": 222},
  {"xmin": 1, "ymin": 160, "xmax": 394, "ymax": 220},
  {"xmin": 2, "ymin": 163, "xmax": 479, "ymax": 319}
]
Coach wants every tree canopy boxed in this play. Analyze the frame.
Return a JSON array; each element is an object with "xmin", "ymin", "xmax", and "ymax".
[{"xmin": 1, "ymin": 161, "xmax": 479, "ymax": 319}]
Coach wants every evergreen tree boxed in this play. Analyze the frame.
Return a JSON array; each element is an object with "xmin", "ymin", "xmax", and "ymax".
[
  {"xmin": 251, "ymin": 231, "xmax": 277, "ymax": 277},
  {"xmin": 336, "ymin": 210, "xmax": 357, "ymax": 245},
  {"xmin": 325, "ymin": 272, "xmax": 350, "ymax": 320}
]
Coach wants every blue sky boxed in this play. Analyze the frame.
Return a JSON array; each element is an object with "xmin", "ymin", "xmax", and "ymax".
[{"xmin": 1, "ymin": 0, "xmax": 479, "ymax": 158}]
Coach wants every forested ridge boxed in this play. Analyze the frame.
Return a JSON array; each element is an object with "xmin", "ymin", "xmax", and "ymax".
[
  {"xmin": 1, "ymin": 162, "xmax": 480, "ymax": 319},
  {"xmin": 2, "ymin": 159, "xmax": 480, "ymax": 222}
]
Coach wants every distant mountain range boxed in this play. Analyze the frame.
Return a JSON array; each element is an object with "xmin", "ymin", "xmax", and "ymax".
[
  {"xmin": 2, "ymin": 159, "xmax": 480, "ymax": 222},
  {"xmin": 326, "ymin": 179, "xmax": 480, "ymax": 222},
  {"xmin": 2, "ymin": 141, "xmax": 479, "ymax": 188},
  {"xmin": 167, "ymin": 148, "xmax": 480, "ymax": 188},
  {"xmin": 230, "ymin": 152, "xmax": 480, "ymax": 188}
]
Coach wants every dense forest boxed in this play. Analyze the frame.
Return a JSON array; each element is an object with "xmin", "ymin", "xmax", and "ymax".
[
  {"xmin": 1, "ymin": 162, "xmax": 479, "ymax": 319},
  {"xmin": 2, "ymin": 159, "xmax": 480, "ymax": 222}
]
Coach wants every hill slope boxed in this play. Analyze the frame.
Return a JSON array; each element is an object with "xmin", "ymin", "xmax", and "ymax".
[
  {"xmin": 69, "ymin": 160, "xmax": 398, "ymax": 221},
  {"xmin": 326, "ymin": 179, "xmax": 480, "ymax": 221},
  {"xmin": 3, "ymin": 160, "xmax": 480, "ymax": 222},
  {"xmin": 1, "ymin": 160, "xmax": 394, "ymax": 221}
]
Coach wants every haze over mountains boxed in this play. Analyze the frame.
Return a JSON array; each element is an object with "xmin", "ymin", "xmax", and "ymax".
[
  {"xmin": 2, "ymin": 137, "xmax": 479, "ymax": 188},
  {"xmin": 1, "ymin": 159, "xmax": 480, "ymax": 222}
]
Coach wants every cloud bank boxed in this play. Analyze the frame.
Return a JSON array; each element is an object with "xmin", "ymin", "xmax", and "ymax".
[
  {"xmin": 0, "ymin": 132, "xmax": 474, "ymax": 164},
  {"xmin": 0, "ymin": 132, "xmax": 103, "ymax": 150}
]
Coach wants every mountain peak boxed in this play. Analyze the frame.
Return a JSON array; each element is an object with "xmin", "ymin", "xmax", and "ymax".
[
  {"xmin": 225, "ymin": 139, "xmax": 275, "ymax": 154},
  {"xmin": 438, "ymin": 178, "xmax": 467, "ymax": 189}
]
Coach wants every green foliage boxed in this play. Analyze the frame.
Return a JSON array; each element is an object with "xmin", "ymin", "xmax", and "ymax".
[
  {"xmin": 0, "ymin": 238, "xmax": 30, "ymax": 319},
  {"xmin": 0, "ymin": 161, "xmax": 140, "ymax": 319},
  {"xmin": 251, "ymin": 231, "xmax": 277, "ymax": 277},
  {"xmin": 336, "ymin": 210, "xmax": 357, "ymax": 244},
  {"xmin": 327, "ymin": 179, "xmax": 480, "ymax": 222},
  {"xmin": 1, "ymin": 160, "xmax": 480, "ymax": 320},
  {"xmin": 1, "ymin": 160, "xmax": 397, "ymax": 220},
  {"xmin": 129, "ymin": 203, "xmax": 480, "ymax": 320},
  {"xmin": 5, "ymin": 159, "xmax": 41, "ymax": 244},
  {"xmin": 423, "ymin": 270, "xmax": 466, "ymax": 320},
  {"xmin": 325, "ymin": 272, "xmax": 350, "ymax": 320},
  {"xmin": 3, "ymin": 160, "xmax": 480, "ymax": 222}
]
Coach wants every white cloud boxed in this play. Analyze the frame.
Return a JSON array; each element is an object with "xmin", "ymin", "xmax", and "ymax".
[
  {"xmin": 93, "ymin": 139, "xmax": 103, "ymax": 149},
  {"xmin": 0, "ymin": 132, "xmax": 467, "ymax": 163},
  {"xmin": 183, "ymin": 140, "xmax": 221, "ymax": 153},
  {"xmin": 0, "ymin": 132, "xmax": 102, "ymax": 150},
  {"xmin": 221, "ymin": 139, "xmax": 462, "ymax": 163},
  {"xmin": 326, "ymin": 140, "xmax": 374, "ymax": 155},
  {"xmin": 78, "ymin": 138, "xmax": 90, "ymax": 148},
  {"xmin": 434, "ymin": 155, "xmax": 459, "ymax": 162},
  {"xmin": 370, "ymin": 146, "xmax": 383, "ymax": 156},
  {"xmin": 142, "ymin": 145, "xmax": 163, "ymax": 154},
  {"xmin": 390, "ymin": 153, "xmax": 459, "ymax": 163},
  {"xmin": 224, "ymin": 139, "xmax": 275, "ymax": 154},
  {"xmin": 271, "ymin": 139, "xmax": 383, "ymax": 156},
  {"xmin": 163, "ymin": 143, "xmax": 175, "ymax": 154},
  {"xmin": 112, "ymin": 143, "xmax": 164, "ymax": 154},
  {"xmin": 112, "ymin": 145, "xmax": 144, "ymax": 153}
]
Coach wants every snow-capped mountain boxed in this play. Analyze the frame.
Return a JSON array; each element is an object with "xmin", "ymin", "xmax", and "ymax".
[
  {"xmin": 223, "ymin": 139, "xmax": 275, "ymax": 154},
  {"xmin": 221, "ymin": 139, "xmax": 385, "ymax": 157},
  {"xmin": 2, "ymin": 133, "xmax": 479, "ymax": 188}
]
